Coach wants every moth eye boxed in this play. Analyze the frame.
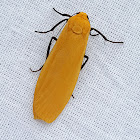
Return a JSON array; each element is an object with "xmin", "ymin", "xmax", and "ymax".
[
  {"xmin": 76, "ymin": 12, "xmax": 80, "ymax": 15},
  {"xmin": 87, "ymin": 15, "xmax": 89, "ymax": 20}
]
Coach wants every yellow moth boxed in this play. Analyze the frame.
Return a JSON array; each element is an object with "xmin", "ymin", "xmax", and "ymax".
[{"xmin": 31, "ymin": 8, "xmax": 123, "ymax": 123}]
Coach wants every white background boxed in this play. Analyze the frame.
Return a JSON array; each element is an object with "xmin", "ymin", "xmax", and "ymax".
[{"xmin": 1, "ymin": 0, "xmax": 140, "ymax": 140}]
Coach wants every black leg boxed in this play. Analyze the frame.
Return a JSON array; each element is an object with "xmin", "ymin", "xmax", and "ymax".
[
  {"xmin": 53, "ymin": 8, "xmax": 71, "ymax": 17},
  {"xmin": 35, "ymin": 19, "xmax": 68, "ymax": 34},
  {"xmin": 72, "ymin": 94, "xmax": 74, "ymax": 98},
  {"xmin": 30, "ymin": 66, "xmax": 43, "ymax": 72},
  {"xmin": 90, "ymin": 33, "xmax": 99, "ymax": 36},
  {"xmin": 30, "ymin": 36, "xmax": 57, "ymax": 72},
  {"xmin": 71, "ymin": 55, "xmax": 89, "ymax": 98},
  {"xmin": 46, "ymin": 37, "xmax": 57, "ymax": 59},
  {"xmin": 81, "ymin": 55, "xmax": 89, "ymax": 70},
  {"xmin": 90, "ymin": 27, "xmax": 123, "ymax": 43}
]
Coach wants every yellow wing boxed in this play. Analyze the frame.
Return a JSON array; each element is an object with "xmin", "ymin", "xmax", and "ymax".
[{"xmin": 33, "ymin": 12, "xmax": 91, "ymax": 123}]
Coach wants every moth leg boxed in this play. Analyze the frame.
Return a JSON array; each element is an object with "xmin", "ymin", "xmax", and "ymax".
[
  {"xmin": 81, "ymin": 55, "xmax": 89, "ymax": 70},
  {"xmin": 46, "ymin": 37, "xmax": 57, "ymax": 59},
  {"xmin": 72, "ymin": 94, "xmax": 74, "ymax": 98},
  {"xmin": 30, "ymin": 66, "xmax": 43, "ymax": 72},
  {"xmin": 90, "ymin": 33, "xmax": 99, "ymax": 36},
  {"xmin": 35, "ymin": 19, "xmax": 68, "ymax": 34},
  {"xmin": 30, "ymin": 36, "xmax": 57, "ymax": 72},
  {"xmin": 90, "ymin": 27, "xmax": 123, "ymax": 43},
  {"xmin": 71, "ymin": 55, "xmax": 89, "ymax": 98}
]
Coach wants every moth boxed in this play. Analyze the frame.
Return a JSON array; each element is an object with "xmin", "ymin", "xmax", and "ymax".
[{"xmin": 31, "ymin": 8, "xmax": 123, "ymax": 123}]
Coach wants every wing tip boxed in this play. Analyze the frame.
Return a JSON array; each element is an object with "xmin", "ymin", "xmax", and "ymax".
[{"xmin": 34, "ymin": 113, "xmax": 56, "ymax": 123}]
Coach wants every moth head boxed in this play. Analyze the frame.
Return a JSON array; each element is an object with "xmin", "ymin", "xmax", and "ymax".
[{"xmin": 75, "ymin": 12, "xmax": 89, "ymax": 21}]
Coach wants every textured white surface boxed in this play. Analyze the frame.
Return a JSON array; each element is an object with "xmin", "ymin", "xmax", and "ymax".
[{"xmin": 1, "ymin": 0, "xmax": 140, "ymax": 140}]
